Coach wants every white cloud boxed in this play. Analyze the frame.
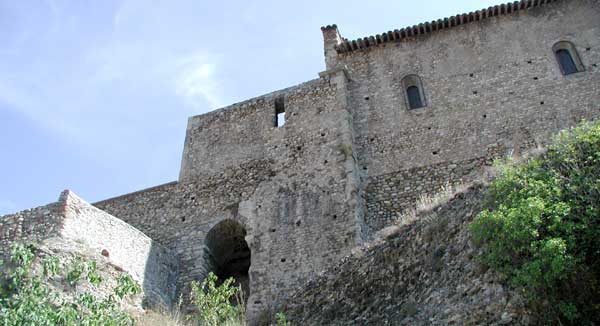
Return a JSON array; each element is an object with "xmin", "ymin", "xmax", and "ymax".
[{"xmin": 174, "ymin": 56, "xmax": 223, "ymax": 110}]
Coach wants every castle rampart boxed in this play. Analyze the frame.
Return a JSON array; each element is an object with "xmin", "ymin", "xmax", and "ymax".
[
  {"xmin": 97, "ymin": 0, "xmax": 600, "ymax": 320},
  {"xmin": 2, "ymin": 0, "xmax": 599, "ymax": 323}
]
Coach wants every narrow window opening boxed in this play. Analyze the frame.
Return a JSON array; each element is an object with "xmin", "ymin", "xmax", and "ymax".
[
  {"xmin": 402, "ymin": 74, "xmax": 426, "ymax": 110},
  {"xmin": 556, "ymin": 49, "xmax": 577, "ymax": 75},
  {"xmin": 553, "ymin": 41, "xmax": 584, "ymax": 76},
  {"xmin": 274, "ymin": 96, "xmax": 285, "ymax": 128},
  {"xmin": 407, "ymin": 86, "xmax": 423, "ymax": 109}
]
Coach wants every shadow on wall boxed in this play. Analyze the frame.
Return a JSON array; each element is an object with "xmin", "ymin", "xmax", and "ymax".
[
  {"xmin": 142, "ymin": 242, "xmax": 180, "ymax": 310},
  {"xmin": 204, "ymin": 219, "xmax": 251, "ymax": 303}
]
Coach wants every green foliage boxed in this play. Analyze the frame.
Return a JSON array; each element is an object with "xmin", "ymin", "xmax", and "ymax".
[
  {"xmin": 470, "ymin": 120, "xmax": 600, "ymax": 324},
  {"xmin": 66, "ymin": 258, "xmax": 85, "ymax": 286},
  {"xmin": 275, "ymin": 312, "xmax": 290, "ymax": 326},
  {"xmin": 189, "ymin": 272, "xmax": 245, "ymax": 326},
  {"xmin": 114, "ymin": 274, "xmax": 141, "ymax": 299},
  {"xmin": 42, "ymin": 256, "xmax": 60, "ymax": 278},
  {"xmin": 0, "ymin": 243, "xmax": 140, "ymax": 326},
  {"xmin": 85, "ymin": 261, "xmax": 102, "ymax": 286}
]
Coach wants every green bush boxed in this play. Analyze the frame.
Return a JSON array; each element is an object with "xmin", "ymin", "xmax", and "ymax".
[
  {"xmin": 0, "ymin": 243, "xmax": 140, "ymax": 326},
  {"xmin": 275, "ymin": 312, "xmax": 290, "ymax": 326},
  {"xmin": 470, "ymin": 120, "xmax": 600, "ymax": 324},
  {"xmin": 189, "ymin": 272, "xmax": 245, "ymax": 326}
]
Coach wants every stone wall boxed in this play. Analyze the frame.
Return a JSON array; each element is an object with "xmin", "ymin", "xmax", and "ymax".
[
  {"xmin": 333, "ymin": 0, "xmax": 600, "ymax": 235},
  {"xmin": 96, "ymin": 70, "xmax": 365, "ymax": 321},
  {"xmin": 0, "ymin": 202, "xmax": 64, "ymax": 250},
  {"xmin": 0, "ymin": 190, "xmax": 178, "ymax": 309},
  {"xmin": 93, "ymin": 1, "xmax": 600, "ymax": 322},
  {"xmin": 284, "ymin": 184, "xmax": 535, "ymax": 325}
]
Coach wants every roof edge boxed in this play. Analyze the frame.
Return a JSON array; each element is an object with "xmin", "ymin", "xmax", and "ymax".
[{"xmin": 337, "ymin": 0, "xmax": 563, "ymax": 53}]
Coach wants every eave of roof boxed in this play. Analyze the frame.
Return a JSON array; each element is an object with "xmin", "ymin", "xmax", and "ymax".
[{"xmin": 336, "ymin": 0, "xmax": 563, "ymax": 54}]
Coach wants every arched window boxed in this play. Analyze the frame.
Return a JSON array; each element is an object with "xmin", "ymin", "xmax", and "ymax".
[
  {"xmin": 552, "ymin": 41, "xmax": 584, "ymax": 75},
  {"xmin": 401, "ymin": 75, "xmax": 426, "ymax": 110},
  {"xmin": 406, "ymin": 86, "xmax": 422, "ymax": 109}
]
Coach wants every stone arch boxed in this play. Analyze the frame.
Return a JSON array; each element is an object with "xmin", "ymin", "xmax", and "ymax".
[
  {"xmin": 552, "ymin": 41, "xmax": 584, "ymax": 75},
  {"xmin": 204, "ymin": 219, "xmax": 251, "ymax": 302},
  {"xmin": 401, "ymin": 74, "xmax": 427, "ymax": 110}
]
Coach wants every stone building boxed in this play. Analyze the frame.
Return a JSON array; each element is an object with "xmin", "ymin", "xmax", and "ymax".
[{"xmin": 2, "ymin": 0, "xmax": 599, "ymax": 323}]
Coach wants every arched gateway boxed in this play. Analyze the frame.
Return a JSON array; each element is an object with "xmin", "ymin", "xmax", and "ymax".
[{"xmin": 204, "ymin": 219, "xmax": 251, "ymax": 301}]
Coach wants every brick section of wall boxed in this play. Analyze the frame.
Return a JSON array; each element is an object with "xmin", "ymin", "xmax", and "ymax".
[{"xmin": 365, "ymin": 156, "xmax": 490, "ymax": 232}]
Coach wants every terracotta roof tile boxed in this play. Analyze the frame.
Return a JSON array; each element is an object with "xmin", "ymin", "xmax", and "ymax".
[{"xmin": 336, "ymin": 0, "xmax": 562, "ymax": 53}]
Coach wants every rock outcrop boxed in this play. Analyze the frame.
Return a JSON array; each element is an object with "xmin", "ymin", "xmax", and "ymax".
[{"xmin": 284, "ymin": 184, "xmax": 534, "ymax": 325}]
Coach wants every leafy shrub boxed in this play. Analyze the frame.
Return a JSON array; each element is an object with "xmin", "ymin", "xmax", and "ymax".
[
  {"xmin": 275, "ymin": 312, "xmax": 290, "ymax": 326},
  {"xmin": 0, "ymin": 243, "xmax": 140, "ymax": 326},
  {"xmin": 189, "ymin": 272, "xmax": 245, "ymax": 326},
  {"xmin": 115, "ymin": 274, "xmax": 141, "ymax": 300},
  {"xmin": 470, "ymin": 120, "xmax": 600, "ymax": 324}
]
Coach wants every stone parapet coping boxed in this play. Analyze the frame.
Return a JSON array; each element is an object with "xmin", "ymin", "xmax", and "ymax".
[{"xmin": 332, "ymin": 0, "xmax": 562, "ymax": 53}]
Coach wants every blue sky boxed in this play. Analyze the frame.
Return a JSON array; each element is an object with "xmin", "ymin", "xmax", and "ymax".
[{"xmin": 0, "ymin": 0, "xmax": 501, "ymax": 215}]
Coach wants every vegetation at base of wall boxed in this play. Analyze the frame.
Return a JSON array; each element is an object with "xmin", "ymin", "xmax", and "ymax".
[
  {"xmin": 189, "ymin": 272, "xmax": 245, "ymax": 326},
  {"xmin": 0, "ymin": 243, "xmax": 141, "ymax": 326},
  {"xmin": 470, "ymin": 120, "xmax": 600, "ymax": 324},
  {"xmin": 275, "ymin": 312, "xmax": 290, "ymax": 326},
  {"xmin": 187, "ymin": 272, "xmax": 292, "ymax": 326}
]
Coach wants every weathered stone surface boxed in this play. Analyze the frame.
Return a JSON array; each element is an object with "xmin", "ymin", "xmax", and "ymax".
[
  {"xmin": 0, "ymin": 190, "xmax": 178, "ymax": 309},
  {"xmin": 284, "ymin": 184, "xmax": 535, "ymax": 325},
  {"xmin": 2, "ymin": 0, "xmax": 600, "ymax": 324}
]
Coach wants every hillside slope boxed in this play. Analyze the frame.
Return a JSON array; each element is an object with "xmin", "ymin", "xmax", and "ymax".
[{"xmin": 284, "ymin": 184, "xmax": 533, "ymax": 325}]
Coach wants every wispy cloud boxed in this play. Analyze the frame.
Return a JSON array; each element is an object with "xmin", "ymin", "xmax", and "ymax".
[{"xmin": 174, "ymin": 58, "xmax": 222, "ymax": 110}]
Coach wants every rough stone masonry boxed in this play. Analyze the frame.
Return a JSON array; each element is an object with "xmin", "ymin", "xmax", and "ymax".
[{"xmin": 2, "ymin": 0, "xmax": 599, "ymax": 323}]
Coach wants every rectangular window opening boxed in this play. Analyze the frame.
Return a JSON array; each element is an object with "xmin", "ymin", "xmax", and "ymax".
[{"xmin": 274, "ymin": 96, "xmax": 285, "ymax": 128}]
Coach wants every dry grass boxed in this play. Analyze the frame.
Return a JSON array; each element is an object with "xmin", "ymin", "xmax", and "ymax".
[
  {"xmin": 133, "ymin": 308, "xmax": 191, "ymax": 326},
  {"xmin": 375, "ymin": 181, "xmax": 471, "ymax": 241}
]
